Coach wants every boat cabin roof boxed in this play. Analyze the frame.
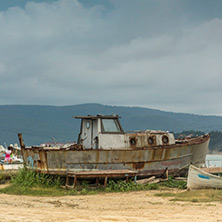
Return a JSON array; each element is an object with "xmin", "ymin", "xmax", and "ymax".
[{"xmin": 73, "ymin": 114, "xmax": 120, "ymax": 120}]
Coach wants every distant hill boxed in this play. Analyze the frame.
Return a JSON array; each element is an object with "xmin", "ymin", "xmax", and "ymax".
[{"xmin": 0, "ymin": 103, "xmax": 222, "ymax": 146}]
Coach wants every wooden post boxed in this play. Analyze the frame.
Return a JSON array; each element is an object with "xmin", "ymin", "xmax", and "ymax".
[
  {"xmin": 73, "ymin": 175, "xmax": 77, "ymax": 188},
  {"xmin": 66, "ymin": 175, "xmax": 69, "ymax": 187},
  {"xmin": 162, "ymin": 168, "xmax": 168, "ymax": 179},
  {"xmin": 17, "ymin": 133, "xmax": 25, "ymax": 149},
  {"xmin": 96, "ymin": 177, "xmax": 99, "ymax": 186},
  {"xmin": 104, "ymin": 176, "xmax": 108, "ymax": 187},
  {"xmin": 134, "ymin": 175, "xmax": 137, "ymax": 183}
]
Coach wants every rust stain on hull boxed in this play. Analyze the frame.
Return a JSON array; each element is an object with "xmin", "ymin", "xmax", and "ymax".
[{"xmin": 132, "ymin": 162, "xmax": 145, "ymax": 170}]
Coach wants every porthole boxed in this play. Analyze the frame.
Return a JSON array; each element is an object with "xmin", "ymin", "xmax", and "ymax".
[
  {"xmin": 162, "ymin": 135, "xmax": 169, "ymax": 144},
  {"xmin": 148, "ymin": 137, "xmax": 154, "ymax": 145},
  {"xmin": 86, "ymin": 121, "xmax": 90, "ymax": 129},
  {"xmin": 130, "ymin": 138, "xmax": 137, "ymax": 146}
]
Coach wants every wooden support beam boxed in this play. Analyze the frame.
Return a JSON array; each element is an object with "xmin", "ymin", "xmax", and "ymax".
[
  {"xmin": 96, "ymin": 177, "xmax": 99, "ymax": 186},
  {"xmin": 66, "ymin": 175, "xmax": 69, "ymax": 187},
  {"xmin": 104, "ymin": 176, "xmax": 108, "ymax": 187},
  {"xmin": 73, "ymin": 175, "xmax": 77, "ymax": 188}
]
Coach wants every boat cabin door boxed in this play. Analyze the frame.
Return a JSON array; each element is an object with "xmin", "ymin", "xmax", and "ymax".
[{"xmin": 80, "ymin": 119, "xmax": 98, "ymax": 149}]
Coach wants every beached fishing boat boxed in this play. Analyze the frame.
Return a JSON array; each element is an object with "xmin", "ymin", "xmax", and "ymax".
[
  {"xmin": 18, "ymin": 114, "xmax": 210, "ymax": 177},
  {"xmin": 187, "ymin": 164, "xmax": 222, "ymax": 189}
]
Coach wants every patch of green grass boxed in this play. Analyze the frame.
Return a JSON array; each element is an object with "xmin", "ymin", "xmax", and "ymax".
[
  {"xmin": 105, "ymin": 179, "xmax": 159, "ymax": 193},
  {"xmin": 0, "ymin": 168, "xmax": 189, "ymax": 197},
  {"xmin": 147, "ymin": 201, "xmax": 163, "ymax": 205},
  {"xmin": 0, "ymin": 167, "xmax": 79, "ymax": 196},
  {"xmin": 0, "ymin": 172, "xmax": 6, "ymax": 184},
  {"xmin": 0, "ymin": 184, "xmax": 77, "ymax": 196},
  {"xmin": 155, "ymin": 192, "xmax": 177, "ymax": 197},
  {"xmin": 159, "ymin": 177, "xmax": 187, "ymax": 189},
  {"xmin": 10, "ymin": 167, "xmax": 62, "ymax": 188},
  {"xmin": 0, "ymin": 172, "xmax": 160, "ymax": 196},
  {"xmin": 206, "ymin": 203, "xmax": 216, "ymax": 206},
  {"xmin": 155, "ymin": 189, "xmax": 222, "ymax": 203}
]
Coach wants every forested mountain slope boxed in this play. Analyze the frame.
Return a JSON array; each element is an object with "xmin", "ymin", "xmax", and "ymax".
[{"xmin": 0, "ymin": 103, "xmax": 222, "ymax": 147}]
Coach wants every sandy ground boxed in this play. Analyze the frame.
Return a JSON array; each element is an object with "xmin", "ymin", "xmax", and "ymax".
[{"xmin": 0, "ymin": 188, "xmax": 222, "ymax": 222}]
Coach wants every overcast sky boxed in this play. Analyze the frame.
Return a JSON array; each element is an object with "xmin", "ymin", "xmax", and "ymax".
[{"xmin": 0, "ymin": 0, "xmax": 222, "ymax": 115}]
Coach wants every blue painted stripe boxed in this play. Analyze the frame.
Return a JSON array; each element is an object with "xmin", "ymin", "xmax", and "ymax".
[{"xmin": 198, "ymin": 174, "xmax": 210, "ymax": 180}]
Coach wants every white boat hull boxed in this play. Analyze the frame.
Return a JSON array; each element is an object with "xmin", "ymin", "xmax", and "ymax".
[{"xmin": 187, "ymin": 165, "xmax": 222, "ymax": 189}]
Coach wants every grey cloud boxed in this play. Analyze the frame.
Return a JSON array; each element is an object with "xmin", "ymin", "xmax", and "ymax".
[{"xmin": 0, "ymin": 0, "xmax": 222, "ymax": 115}]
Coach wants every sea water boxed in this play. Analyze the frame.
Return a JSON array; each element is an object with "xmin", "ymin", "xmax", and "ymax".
[{"xmin": 205, "ymin": 154, "xmax": 222, "ymax": 167}]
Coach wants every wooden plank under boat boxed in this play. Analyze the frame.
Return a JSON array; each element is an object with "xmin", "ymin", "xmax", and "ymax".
[{"xmin": 187, "ymin": 165, "xmax": 222, "ymax": 189}]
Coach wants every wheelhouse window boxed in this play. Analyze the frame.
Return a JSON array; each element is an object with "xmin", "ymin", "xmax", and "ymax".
[{"xmin": 101, "ymin": 119, "xmax": 122, "ymax": 133}]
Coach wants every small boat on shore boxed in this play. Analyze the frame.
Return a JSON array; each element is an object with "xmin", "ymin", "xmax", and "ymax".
[
  {"xmin": 0, "ymin": 144, "xmax": 23, "ymax": 174},
  {"xmin": 18, "ymin": 114, "xmax": 210, "ymax": 178},
  {"xmin": 187, "ymin": 165, "xmax": 222, "ymax": 189},
  {"xmin": 0, "ymin": 162, "xmax": 23, "ymax": 171}
]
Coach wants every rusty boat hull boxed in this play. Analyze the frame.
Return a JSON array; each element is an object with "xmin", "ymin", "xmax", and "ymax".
[{"xmin": 21, "ymin": 134, "xmax": 210, "ymax": 177}]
